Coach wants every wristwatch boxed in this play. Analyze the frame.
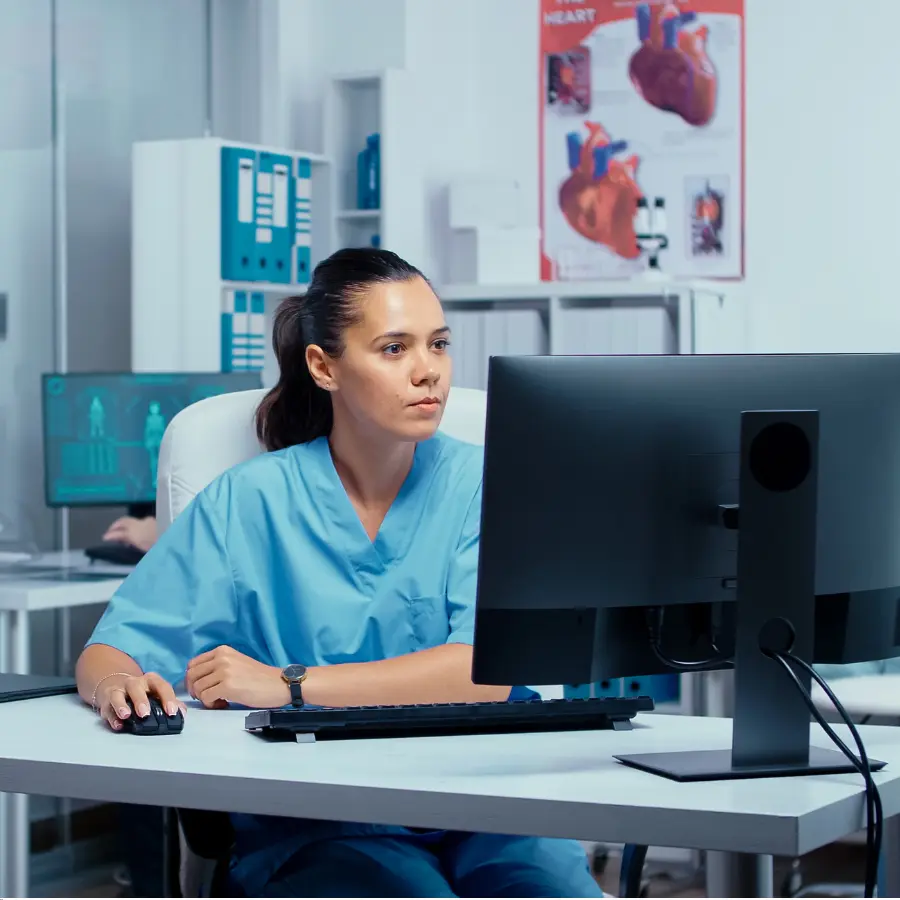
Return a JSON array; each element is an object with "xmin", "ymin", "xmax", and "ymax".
[{"xmin": 281, "ymin": 664, "xmax": 308, "ymax": 707}]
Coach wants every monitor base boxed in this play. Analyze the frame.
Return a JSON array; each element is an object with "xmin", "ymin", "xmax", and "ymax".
[{"xmin": 614, "ymin": 746, "xmax": 886, "ymax": 782}]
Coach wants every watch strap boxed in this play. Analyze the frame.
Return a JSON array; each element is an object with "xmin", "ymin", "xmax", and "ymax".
[{"xmin": 289, "ymin": 681, "xmax": 304, "ymax": 707}]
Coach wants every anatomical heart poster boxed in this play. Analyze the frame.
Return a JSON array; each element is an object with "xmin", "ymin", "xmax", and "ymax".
[{"xmin": 540, "ymin": 0, "xmax": 744, "ymax": 280}]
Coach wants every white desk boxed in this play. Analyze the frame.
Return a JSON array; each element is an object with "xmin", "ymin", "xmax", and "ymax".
[
  {"xmin": 814, "ymin": 674, "xmax": 900, "ymax": 720},
  {"xmin": 0, "ymin": 551, "xmax": 127, "ymax": 673},
  {"xmin": 0, "ymin": 552, "xmax": 126, "ymax": 898},
  {"xmin": 2, "ymin": 700, "xmax": 900, "ymax": 898}
]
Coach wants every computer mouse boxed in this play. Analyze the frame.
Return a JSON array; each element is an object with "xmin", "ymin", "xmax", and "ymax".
[{"xmin": 121, "ymin": 696, "xmax": 184, "ymax": 735}]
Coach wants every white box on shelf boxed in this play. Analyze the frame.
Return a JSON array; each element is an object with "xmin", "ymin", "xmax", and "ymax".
[
  {"xmin": 447, "ymin": 226, "xmax": 541, "ymax": 285},
  {"xmin": 449, "ymin": 176, "xmax": 525, "ymax": 230}
]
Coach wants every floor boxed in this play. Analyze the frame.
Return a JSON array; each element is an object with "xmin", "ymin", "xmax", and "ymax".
[
  {"xmin": 46, "ymin": 842, "xmax": 867, "ymax": 898},
  {"xmin": 593, "ymin": 843, "xmax": 868, "ymax": 898}
]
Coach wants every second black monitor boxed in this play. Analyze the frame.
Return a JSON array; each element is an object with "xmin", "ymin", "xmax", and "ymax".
[{"xmin": 42, "ymin": 371, "xmax": 262, "ymax": 508}]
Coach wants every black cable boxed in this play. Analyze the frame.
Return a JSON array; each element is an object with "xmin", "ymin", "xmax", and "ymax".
[
  {"xmin": 766, "ymin": 651, "xmax": 881, "ymax": 898},
  {"xmin": 769, "ymin": 654, "xmax": 878, "ymax": 897},
  {"xmin": 645, "ymin": 607, "xmax": 734, "ymax": 672},
  {"xmin": 785, "ymin": 653, "xmax": 883, "ymax": 900}
]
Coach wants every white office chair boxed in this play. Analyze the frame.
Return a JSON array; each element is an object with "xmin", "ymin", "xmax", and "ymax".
[{"xmin": 155, "ymin": 385, "xmax": 487, "ymax": 896}]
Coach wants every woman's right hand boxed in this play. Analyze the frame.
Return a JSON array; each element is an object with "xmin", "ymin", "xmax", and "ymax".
[{"xmin": 98, "ymin": 672, "xmax": 185, "ymax": 732}]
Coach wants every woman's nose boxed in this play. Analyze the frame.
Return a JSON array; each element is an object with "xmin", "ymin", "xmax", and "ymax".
[{"xmin": 413, "ymin": 360, "xmax": 439, "ymax": 385}]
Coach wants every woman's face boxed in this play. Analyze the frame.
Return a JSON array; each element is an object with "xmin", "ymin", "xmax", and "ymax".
[{"xmin": 312, "ymin": 276, "xmax": 453, "ymax": 443}]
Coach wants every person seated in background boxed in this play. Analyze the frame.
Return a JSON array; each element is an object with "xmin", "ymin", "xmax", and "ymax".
[
  {"xmin": 102, "ymin": 515, "xmax": 158, "ymax": 552},
  {"xmin": 75, "ymin": 248, "xmax": 603, "ymax": 898}
]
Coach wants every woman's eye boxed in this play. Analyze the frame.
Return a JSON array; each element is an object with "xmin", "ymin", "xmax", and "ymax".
[
  {"xmin": 383, "ymin": 343, "xmax": 403, "ymax": 356},
  {"xmin": 433, "ymin": 339, "xmax": 451, "ymax": 351}
]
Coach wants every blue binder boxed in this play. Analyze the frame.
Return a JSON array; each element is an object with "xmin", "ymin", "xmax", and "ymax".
[
  {"xmin": 253, "ymin": 151, "xmax": 293, "ymax": 284},
  {"xmin": 247, "ymin": 292, "xmax": 267, "ymax": 371},
  {"xmin": 253, "ymin": 153, "xmax": 273, "ymax": 282},
  {"xmin": 220, "ymin": 291, "xmax": 244, "ymax": 372},
  {"xmin": 221, "ymin": 148, "xmax": 257, "ymax": 281},
  {"xmin": 220, "ymin": 308, "xmax": 234, "ymax": 373},
  {"xmin": 223, "ymin": 291, "xmax": 267, "ymax": 372},
  {"xmin": 294, "ymin": 157, "xmax": 312, "ymax": 284}
]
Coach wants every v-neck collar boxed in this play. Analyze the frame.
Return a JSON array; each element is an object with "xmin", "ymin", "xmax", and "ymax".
[{"xmin": 304, "ymin": 435, "xmax": 441, "ymax": 572}]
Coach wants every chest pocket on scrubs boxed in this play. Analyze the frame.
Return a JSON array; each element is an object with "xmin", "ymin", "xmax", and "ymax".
[{"xmin": 405, "ymin": 595, "xmax": 450, "ymax": 650}]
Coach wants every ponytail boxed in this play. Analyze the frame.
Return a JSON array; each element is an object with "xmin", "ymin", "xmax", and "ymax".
[
  {"xmin": 255, "ymin": 296, "xmax": 332, "ymax": 450},
  {"xmin": 254, "ymin": 247, "xmax": 427, "ymax": 451}
]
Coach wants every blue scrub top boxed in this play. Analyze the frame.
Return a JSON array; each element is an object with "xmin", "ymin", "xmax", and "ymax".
[{"xmin": 87, "ymin": 431, "xmax": 491, "ymax": 893}]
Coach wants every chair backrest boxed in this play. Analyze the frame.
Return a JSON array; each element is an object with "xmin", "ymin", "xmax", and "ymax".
[{"xmin": 156, "ymin": 386, "xmax": 487, "ymax": 532}]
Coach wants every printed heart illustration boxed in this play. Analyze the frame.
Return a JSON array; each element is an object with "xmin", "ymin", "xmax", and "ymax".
[
  {"xmin": 559, "ymin": 122, "xmax": 642, "ymax": 259},
  {"xmin": 628, "ymin": 2, "xmax": 717, "ymax": 127}
]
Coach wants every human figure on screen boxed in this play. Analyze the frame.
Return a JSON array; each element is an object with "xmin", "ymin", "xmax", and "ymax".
[
  {"xmin": 89, "ymin": 396, "xmax": 105, "ymax": 439},
  {"xmin": 144, "ymin": 401, "xmax": 166, "ymax": 491}
]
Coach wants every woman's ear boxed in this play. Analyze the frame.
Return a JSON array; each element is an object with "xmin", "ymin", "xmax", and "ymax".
[{"xmin": 305, "ymin": 344, "xmax": 336, "ymax": 391}]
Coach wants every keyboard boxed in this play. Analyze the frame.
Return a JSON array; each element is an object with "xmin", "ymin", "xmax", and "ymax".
[
  {"xmin": 85, "ymin": 541, "xmax": 146, "ymax": 567},
  {"xmin": 244, "ymin": 696, "xmax": 654, "ymax": 741}
]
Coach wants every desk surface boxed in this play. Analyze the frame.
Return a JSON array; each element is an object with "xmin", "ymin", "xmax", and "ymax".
[
  {"xmin": 1, "ymin": 697, "xmax": 899, "ymax": 858},
  {"xmin": 0, "ymin": 551, "xmax": 127, "ymax": 611},
  {"xmin": 815, "ymin": 675, "xmax": 900, "ymax": 718}
]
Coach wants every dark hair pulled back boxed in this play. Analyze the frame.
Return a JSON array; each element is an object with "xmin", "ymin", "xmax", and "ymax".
[{"xmin": 255, "ymin": 247, "xmax": 426, "ymax": 450}]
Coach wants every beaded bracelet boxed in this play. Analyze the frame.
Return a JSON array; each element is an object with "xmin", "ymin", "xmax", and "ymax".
[{"xmin": 91, "ymin": 672, "xmax": 133, "ymax": 713}]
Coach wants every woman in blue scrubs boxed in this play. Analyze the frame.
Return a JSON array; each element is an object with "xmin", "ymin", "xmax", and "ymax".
[{"xmin": 75, "ymin": 248, "xmax": 603, "ymax": 898}]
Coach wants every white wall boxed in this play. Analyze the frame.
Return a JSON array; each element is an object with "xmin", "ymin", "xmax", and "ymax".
[
  {"xmin": 273, "ymin": 0, "xmax": 900, "ymax": 354},
  {"xmin": 261, "ymin": 0, "xmax": 407, "ymax": 152},
  {"xmin": 0, "ymin": 0, "xmax": 55, "ymax": 554},
  {"xmin": 741, "ymin": 0, "xmax": 900, "ymax": 352},
  {"xmin": 268, "ymin": 0, "xmax": 485, "ymax": 280}
]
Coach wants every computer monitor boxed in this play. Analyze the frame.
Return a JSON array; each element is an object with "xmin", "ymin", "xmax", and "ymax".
[
  {"xmin": 42, "ymin": 371, "xmax": 262, "ymax": 508},
  {"xmin": 472, "ymin": 354, "xmax": 900, "ymax": 781}
]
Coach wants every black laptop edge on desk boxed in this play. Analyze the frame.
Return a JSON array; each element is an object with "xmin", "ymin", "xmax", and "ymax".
[{"xmin": 0, "ymin": 674, "xmax": 77, "ymax": 703}]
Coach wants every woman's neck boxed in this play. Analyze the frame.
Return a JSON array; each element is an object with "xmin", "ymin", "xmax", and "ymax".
[{"xmin": 328, "ymin": 422, "xmax": 416, "ymax": 509}]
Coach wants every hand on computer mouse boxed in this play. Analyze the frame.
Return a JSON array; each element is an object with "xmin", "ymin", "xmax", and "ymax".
[
  {"xmin": 120, "ymin": 696, "xmax": 184, "ymax": 735},
  {"xmin": 102, "ymin": 515, "xmax": 158, "ymax": 552},
  {"xmin": 96, "ymin": 671, "xmax": 185, "ymax": 733}
]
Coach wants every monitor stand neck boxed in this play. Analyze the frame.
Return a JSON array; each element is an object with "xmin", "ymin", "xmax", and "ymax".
[
  {"xmin": 731, "ymin": 410, "xmax": 821, "ymax": 771},
  {"xmin": 615, "ymin": 410, "xmax": 883, "ymax": 781}
]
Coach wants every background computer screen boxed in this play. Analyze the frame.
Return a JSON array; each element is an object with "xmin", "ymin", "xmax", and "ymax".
[{"xmin": 42, "ymin": 371, "xmax": 262, "ymax": 507}]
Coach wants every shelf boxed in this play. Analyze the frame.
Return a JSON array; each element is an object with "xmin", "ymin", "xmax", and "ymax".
[
  {"xmin": 332, "ymin": 70, "xmax": 383, "ymax": 88},
  {"xmin": 336, "ymin": 209, "xmax": 381, "ymax": 221},
  {"xmin": 222, "ymin": 281, "xmax": 306, "ymax": 296},
  {"xmin": 436, "ymin": 279, "xmax": 727, "ymax": 303}
]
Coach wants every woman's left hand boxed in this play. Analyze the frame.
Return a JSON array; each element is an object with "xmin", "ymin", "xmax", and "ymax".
[{"xmin": 185, "ymin": 646, "xmax": 291, "ymax": 709}]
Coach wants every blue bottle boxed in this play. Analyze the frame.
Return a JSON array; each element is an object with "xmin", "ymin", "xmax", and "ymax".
[
  {"xmin": 356, "ymin": 144, "xmax": 369, "ymax": 209},
  {"xmin": 367, "ymin": 133, "xmax": 380, "ymax": 210}
]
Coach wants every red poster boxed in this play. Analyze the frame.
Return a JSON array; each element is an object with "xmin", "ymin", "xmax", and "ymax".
[{"xmin": 540, "ymin": 0, "xmax": 745, "ymax": 281}]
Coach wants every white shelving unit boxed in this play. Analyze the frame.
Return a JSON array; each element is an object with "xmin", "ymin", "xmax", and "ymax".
[
  {"xmin": 324, "ymin": 69, "xmax": 410, "ymax": 253},
  {"xmin": 131, "ymin": 137, "xmax": 330, "ymax": 373},
  {"xmin": 438, "ymin": 280, "xmax": 726, "ymax": 390},
  {"xmin": 181, "ymin": 278, "xmax": 726, "ymax": 389}
]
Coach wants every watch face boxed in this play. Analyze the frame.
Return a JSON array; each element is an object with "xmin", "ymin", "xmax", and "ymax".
[{"xmin": 282, "ymin": 664, "xmax": 307, "ymax": 682}]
